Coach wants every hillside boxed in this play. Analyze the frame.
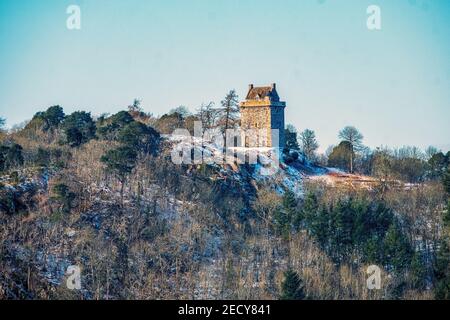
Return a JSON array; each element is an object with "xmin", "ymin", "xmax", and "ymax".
[{"xmin": 0, "ymin": 106, "xmax": 449, "ymax": 300}]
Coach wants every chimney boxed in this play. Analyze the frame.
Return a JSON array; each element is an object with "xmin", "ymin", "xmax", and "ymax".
[
  {"xmin": 271, "ymin": 83, "xmax": 276, "ymax": 90},
  {"xmin": 249, "ymin": 84, "xmax": 254, "ymax": 91}
]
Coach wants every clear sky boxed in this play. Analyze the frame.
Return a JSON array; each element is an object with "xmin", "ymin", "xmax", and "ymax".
[{"xmin": 0, "ymin": 0, "xmax": 449, "ymax": 152}]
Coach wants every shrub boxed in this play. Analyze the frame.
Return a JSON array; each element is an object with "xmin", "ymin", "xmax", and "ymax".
[{"xmin": 0, "ymin": 143, "xmax": 24, "ymax": 172}]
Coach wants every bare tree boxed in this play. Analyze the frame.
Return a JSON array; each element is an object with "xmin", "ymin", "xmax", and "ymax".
[
  {"xmin": 338, "ymin": 126, "xmax": 364, "ymax": 173},
  {"xmin": 196, "ymin": 102, "xmax": 218, "ymax": 133}
]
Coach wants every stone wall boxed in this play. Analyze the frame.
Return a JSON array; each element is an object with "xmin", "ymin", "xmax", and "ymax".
[
  {"xmin": 240, "ymin": 95, "xmax": 286, "ymax": 148},
  {"xmin": 240, "ymin": 105, "xmax": 272, "ymax": 147},
  {"xmin": 240, "ymin": 106, "xmax": 285, "ymax": 147}
]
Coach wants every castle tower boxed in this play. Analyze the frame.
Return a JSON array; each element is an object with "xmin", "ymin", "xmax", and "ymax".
[{"xmin": 239, "ymin": 83, "xmax": 286, "ymax": 148}]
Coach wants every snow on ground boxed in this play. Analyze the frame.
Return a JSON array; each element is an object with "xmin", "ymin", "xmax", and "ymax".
[
  {"xmin": 307, "ymin": 166, "xmax": 380, "ymax": 189},
  {"xmin": 164, "ymin": 134, "xmax": 317, "ymax": 197},
  {"xmin": 165, "ymin": 134, "xmax": 388, "ymax": 194}
]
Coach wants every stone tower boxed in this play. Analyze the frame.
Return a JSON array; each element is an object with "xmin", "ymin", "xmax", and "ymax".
[{"xmin": 239, "ymin": 83, "xmax": 286, "ymax": 148}]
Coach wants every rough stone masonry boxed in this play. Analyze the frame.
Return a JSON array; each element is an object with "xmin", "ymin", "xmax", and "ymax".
[{"xmin": 239, "ymin": 83, "xmax": 286, "ymax": 148}]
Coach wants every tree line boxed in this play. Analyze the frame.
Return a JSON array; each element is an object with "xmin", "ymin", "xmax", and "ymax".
[{"xmin": 285, "ymin": 124, "xmax": 450, "ymax": 183}]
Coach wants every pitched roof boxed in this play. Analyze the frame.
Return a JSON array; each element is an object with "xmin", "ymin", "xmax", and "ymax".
[{"xmin": 246, "ymin": 84, "xmax": 280, "ymax": 101}]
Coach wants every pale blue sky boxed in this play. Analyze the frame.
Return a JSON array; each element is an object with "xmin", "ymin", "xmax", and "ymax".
[{"xmin": 0, "ymin": 0, "xmax": 449, "ymax": 152}]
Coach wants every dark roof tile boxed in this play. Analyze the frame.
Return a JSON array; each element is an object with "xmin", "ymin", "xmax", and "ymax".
[{"xmin": 246, "ymin": 84, "xmax": 280, "ymax": 101}]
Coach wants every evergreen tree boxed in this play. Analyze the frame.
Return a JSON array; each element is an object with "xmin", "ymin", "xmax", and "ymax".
[
  {"xmin": 98, "ymin": 110, "xmax": 134, "ymax": 140},
  {"xmin": 336, "ymin": 199, "xmax": 355, "ymax": 250},
  {"xmin": 298, "ymin": 192, "xmax": 318, "ymax": 229},
  {"xmin": 299, "ymin": 193, "xmax": 404, "ymax": 266},
  {"xmin": 118, "ymin": 121, "xmax": 160, "ymax": 155},
  {"xmin": 110, "ymin": 110, "xmax": 134, "ymax": 127},
  {"xmin": 282, "ymin": 190, "xmax": 297, "ymax": 218},
  {"xmin": 62, "ymin": 111, "xmax": 96, "ymax": 147},
  {"xmin": 383, "ymin": 223, "xmax": 412, "ymax": 272},
  {"xmin": 443, "ymin": 166, "xmax": 450, "ymax": 195},
  {"xmin": 44, "ymin": 105, "xmax": 65, "ymax": 128},
  {"xmin": 428, "ymin": 152, "xmax": 448, "ymax": 179},
  {"xmin": 274, "ymin": 191, "xmax": 296, "ymax": 239},
  {"xmin": 434, "ymin": 166, "xmax": 450, "ymax": 299},
  {"xmin": 31, "ymin": 105, "xmax": 65, "ymax": 132},
  {"xmin": 434, "ymin": 240, "xmax": 450, "ymax": 299},
  {"xmin": 364, "ymin": 236, "xmax": 383, "ymax": 264},
  {"xmin": 280, "ymin": 269, "xmax": 305, "ymax": 300},
  {"xmin": 352, "ymin": 199, "xmax": 369, "ymax": 245},
  {"xmin": 409, "ymin": 251, "xmax": 427, "ymax": 290},
  {"xmin": 311, "ymin": 206, "xmax": 330, "ymax": 248}
]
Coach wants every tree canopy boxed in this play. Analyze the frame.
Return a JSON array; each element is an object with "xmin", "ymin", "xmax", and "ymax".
[
  {"xmin": 62, "ymin": 111, "xmax": 96, "ymax": 147},
  {"xmin": 328, "ymin": 141, "xmax": 354, "ymax": 172},
  {"xmin": 118, "ymin": 121, "xmax": 160, "ymax": 155},
  {"xmin": 30, "ymin": 105, "xmax": 65, "ymax": 132}
]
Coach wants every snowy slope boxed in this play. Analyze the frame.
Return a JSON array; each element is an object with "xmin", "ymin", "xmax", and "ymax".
[{"xmin": 164, "ymin": 134, "xmax": 335, "ymax": 198}]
